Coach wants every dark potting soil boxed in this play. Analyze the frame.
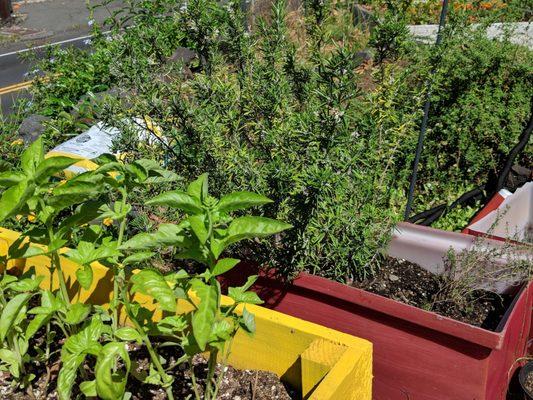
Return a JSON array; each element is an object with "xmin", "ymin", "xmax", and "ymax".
[
  {"xmin": 0, "ymin": 336, "xmax": 296, "ymax": 400},
  {"xmin": 351, "ymin": 257, "xmax": 513, "ymax": 330},
  {"xmin": 127, "ymin": 349, "xmax": 296, "ymax": 400},
  {"xmin": 524, "ymin": 369, "xmax": 533, "ymax": 396}
]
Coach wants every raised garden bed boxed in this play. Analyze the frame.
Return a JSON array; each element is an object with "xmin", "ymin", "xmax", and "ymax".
[
  {"xmin": 0, "ymin": 226, "xmax": 373, "ymax": 400},
  {"xmin": 220, "ymin": 227, "xmax": 533, "ymax": 400}
]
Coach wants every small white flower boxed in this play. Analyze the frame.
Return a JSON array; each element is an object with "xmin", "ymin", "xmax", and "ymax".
[
  {"xmin": 88, "ymin": 19, "xmax": 95, "ymax": 26},
  {"xmin": 83, "ymin": 39, "xmax": 92, "ymax": 45}
]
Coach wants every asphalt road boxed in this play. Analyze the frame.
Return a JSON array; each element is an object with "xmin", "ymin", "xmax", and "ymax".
[{"xmin": 0, "ymin": 33, "xmax": 95, "ymax": 115}]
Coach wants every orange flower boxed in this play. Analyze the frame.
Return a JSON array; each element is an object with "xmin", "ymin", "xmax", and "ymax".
[
  {"xmin": 103, "ymin": 217, "xmax": 114, "ymax": 227},
  {"xmin": 27, "ymin": 213, "xmax": 37, "ymax": 223}
]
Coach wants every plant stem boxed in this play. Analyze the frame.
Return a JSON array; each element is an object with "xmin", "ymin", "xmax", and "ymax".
[
  {"xmin": 190, "ymin": 362, "xmax": 202, "ymax": 400},
  {"xmin": 47, "ymin": 226, "xmax": 70, "ymax": 306},
  {"xmin": 113, "ymin": 192, "xmax": 128, "ymax": 333},
  {"xmin": 123, "ymin": 290, "xmax": 175, "ymax": 400},
  {"xmin": 205, "ymin": 349, "xmax": 218, "ymax": 399}
]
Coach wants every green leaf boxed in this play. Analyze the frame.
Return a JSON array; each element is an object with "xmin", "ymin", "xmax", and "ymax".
[
  {"xmin": 80, "ymin": 380, "xmax": 97, "ymax": 397},
  {"xmin": 49, "ymin": 180, "xmax": 104, "ymax": 210},
  {"xmin": 57, "ymin": 353, "xmax": 85, "ymax": 400},
  {"xmin": 66, "ymin": 240, "xmax": 121, "ymax": 266},
  {"xmin": 157, "ymin": 315, "xmax": 187, "ymax": 335},
  {"xmin": 76, "ymin": 264, "xmax": 94, "ymax": 290},
  {"xmin": 120, "ymin": 224, "xmax": 187, "ymax": 251},
  {"xmin": 228, "ymin": 288, "xmax": 263, "ymax": 305},
  {"xmin": 191, "ymin": 279, "xmax": 218, "ymax": 351},
  {"xmin": 0, "ymin": 349, "xmax": 19, "ymax": 378},
  {"xmin": 146, "ymin": 191, "xmax": 203, "ymax": 214},
  {"xmin": 95, "ymin": 342, "xmax": 131, "ymax": 400},
  {"xmin": 8, "ymin": 236, "xmax": 66, "ymax": 260},
  {"xmin": 217, "ymin": 192, "xmax": 273, "ymax": 213},
  {"xmin": 34, "ymin": 156, "xmax": 79, "ymax": 182},
  {"xmin": 115, "ymin": 327, "xmax": 142, "ymax": 342},
  {"xmin": 212, "ymin": 258, "xmax": 240, "ymax": 276},
  {"xmin": 130, "ymin": 269, "xmax": 176, "ymax": 313},
  {"xmin": 125, "ymin": 162, "xmax": 148, "ymax": 183},
  {"xmin": 187, "ymin": 173, "xmax": 208, "ymax": 202},
  {"xmin": 188, "ymin": 214, "xmax": 209, "ymax": 244},
  {"xmin": 0, "ymin": 180, "xmax": 35, "ymax": 222},
  {"xmin": 0, "ymin": 293, "xmax": 31, "ymax": 341},
  {"xmin": 225, "ymin": 216, "xmax": 292, "ymax": 246},
  {"xmin": 25, "ymin": 313, "xmax": 51, "ymax": 340},
  {"xmin": 0, "ymin": 171, "xmax": 25, "ymax": 188},
  {"xmin": 6, "ymin": 276, "xmax": 44, "ymax": 292},
  {"xmin": 123, "ymin": 251, "xmax": 155, "ymax": 266},
  {"xmin": 21, "ymin": 137, "xmax": 44, "ymax": 175},
  {"xmin": 65, "ymin": 303, "xmax": 92, "ymax": 325},
  {"xmin": 240, "ymin": 307, "xmax": 256, "ymax": 334},
  {"xmin": 228, "ymin": 276, "xmax": 262, "ymax": 305},
  {"xmin": 63, "ymin": 317, "xmax": 104, "ymax": 356}
]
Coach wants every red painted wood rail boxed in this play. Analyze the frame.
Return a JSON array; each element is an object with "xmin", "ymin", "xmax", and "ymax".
[{"xmin": 221, "ymin": 264, "xmax": 532, "ymax": 400}]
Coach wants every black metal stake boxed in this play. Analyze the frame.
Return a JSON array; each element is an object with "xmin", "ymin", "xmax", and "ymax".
[{"xmin": 404, "ymin": 0, "xmax": 450, "ymax": 220}]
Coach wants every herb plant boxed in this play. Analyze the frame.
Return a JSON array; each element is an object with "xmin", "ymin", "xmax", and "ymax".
[{"xmin": 0, "ymin": 139, "xmax": 291, "ymax": 399}]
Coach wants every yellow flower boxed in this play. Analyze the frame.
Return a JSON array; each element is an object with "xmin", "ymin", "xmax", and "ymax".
[
  {"xmin": 27, "ymin": 213, "xmax": 37, "ymax": 223},
  {"xmin": 103, "ymin": 217, "xmax": 113, "ymax": 227},
  {"xmin": 15, "ymin": 215, "xmax": 23, "ymax": 221},
  {"xmin": 10, "ymin": 139, "xmax": 24, "ymax": 146}
]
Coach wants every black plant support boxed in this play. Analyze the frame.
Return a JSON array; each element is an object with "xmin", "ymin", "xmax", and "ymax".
[{"xmin": 404, "ymin": 0, "xmax": 450, "ymax": 220}]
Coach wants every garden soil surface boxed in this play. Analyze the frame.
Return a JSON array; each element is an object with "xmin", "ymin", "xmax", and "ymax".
[
  {"xmin": 524, "ymin": 369, "xmax": 533, "ymax": 395},
  {"xmin": 352, "ymin": 257, "xmax": 513, "ymax": 330},
  {"xmin": 0, "ymin": 339, "xmax": 296, "ymax": 400}
]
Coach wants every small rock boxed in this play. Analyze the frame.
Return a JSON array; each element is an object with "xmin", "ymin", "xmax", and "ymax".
[
  {"xmin": 18, "ymin": 114, "xmax": 49, "ymax": 144},
  {"xmin": 389, "ymin": 274, "xmax": 400, "ymax": 282}
]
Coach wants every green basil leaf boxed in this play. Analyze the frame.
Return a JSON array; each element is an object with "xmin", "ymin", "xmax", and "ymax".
[
  {"xmin": 49, "ymin": 180, "xmax": 104, "ymax": 211},
  {"xmin": 80, "ymin": 380, "xmax": 97, "ymax": 397},
  {"xmin": 0, "ymin": 180, "xmax": 35, "ymax": 222},
  {"xmin": 34, "ymin": 156, "xmax": 79, "ymax": 182},
  {"xmin": 65, "ymin": 303, "xmax": 92, "ymax": 325},
  {"xmin": 115, "ymin": 327, "xmax": 142, "ymax": 342},
  {"xmin": 0, "ymin": 171, "xmax": 25, "ymax": 189},
  {"xmin": 21, "ymin": 136, "xmax": 44, "ymax": 176},
  {"xmin": 120, "ymin": 224, "xmax": 187, "ymax": 251},
  {"xmin": 225, "ymin": 216, "xmax": 292, "ymax": 246},
  {"xmin": 187, "ymin": 173, "xmax": 208, "ymax": 202},
  {"xmin": 76, "ymin": 264, "xmax": 94, "ymax": 290},
  {"xmin": 130, "ymin": 269, "xmax": 176, "ymax": 313},
  {"xmin": 190, "ymin": 280, "xmax": 218, "ymax": 351},
  {"xmin": 146, "ymin": 191, "xmax": 203, "ymax": 214},
  {"xmin": 211, "ymin": 258, "xmax": 240, "ymax": 276},
  {"xmin": 6, "ymin": 276, "xmax": 44, "ymax": 292},
  {"xmin": 122, "ymin": 251, "xmax": 155, "ymax": 266},
  {"xmin": 0, "ymin": 293, "xmax": 31, "ymax": 341},
  {"xmin": 217, "ymin": 192, "xmax": 272, "ymax": 213},
  {"xmin": 240, "ymin": 307, "xmax": 256, "ymax": 335},
  {"xmin": 57, "ymin": 353, "xmax": 85, "ymax": 400},
  {"xmin": 25, "ymin": 313, "xmax": 51, "ymax": 340},
  {"xmin": 95, "ymin": 342, "xmax": 131, "ymax": 400},
  {"xmin": 187, "ymin": 214, "xmax": 209, "ymax": 244}
]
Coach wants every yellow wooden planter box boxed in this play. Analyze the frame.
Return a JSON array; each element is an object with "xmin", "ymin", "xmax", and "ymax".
[{"xmin": 0, "ymin": 227, "xmax": 372, "ymax": 399}]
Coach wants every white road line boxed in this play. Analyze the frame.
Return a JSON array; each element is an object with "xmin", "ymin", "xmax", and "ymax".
[{"xmin": 0, "ymin": 30, "xmax": 111, "ymax": 59}]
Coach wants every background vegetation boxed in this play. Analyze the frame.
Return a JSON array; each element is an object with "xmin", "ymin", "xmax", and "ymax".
[{"xmin": 1, "ymin": 0, "xmax": 531, "ymax": 282}]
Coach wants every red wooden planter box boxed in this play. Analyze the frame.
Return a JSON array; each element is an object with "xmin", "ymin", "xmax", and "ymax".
[{"xmin": 221, "ymin": 264, "xmax": 532, "ymax": 400}]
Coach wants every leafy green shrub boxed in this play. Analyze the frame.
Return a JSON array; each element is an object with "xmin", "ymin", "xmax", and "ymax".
[
  {"xmin": 0, "ymin": 139, "xmax": 290, "ymax": 399},
  {"xmin": 403, "ymin": 24, "xmax": 533, "ymax": 214},
  {"xmin": 14, "ymin": 0, "xmax": 532, "ymax": 283}
]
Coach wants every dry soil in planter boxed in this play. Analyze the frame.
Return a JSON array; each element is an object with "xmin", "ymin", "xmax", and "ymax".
[
  {"xmin": 351, "ymin": 257, "xmax": 513, "ymax": 330},
  {"xmin": 0, "ymin": 333, "xmax": 296, "ymax": 400}
]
